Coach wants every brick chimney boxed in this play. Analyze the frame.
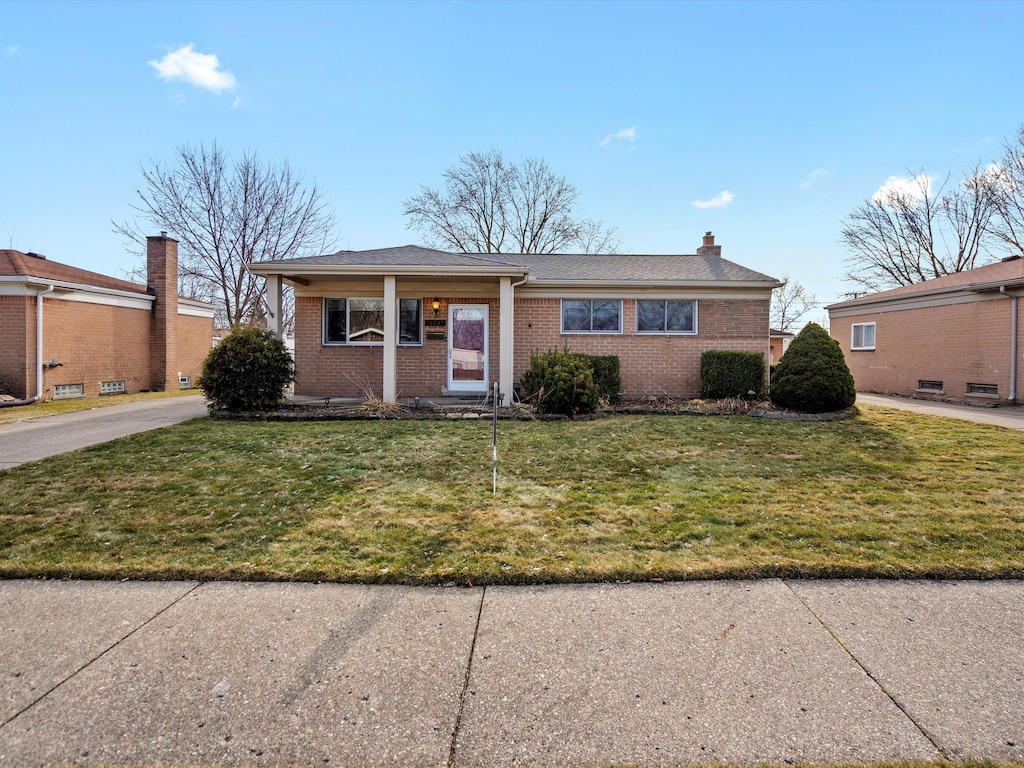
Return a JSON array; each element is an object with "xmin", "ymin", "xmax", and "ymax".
[
  {"xmin": 147, "ymin": 233, "xmax": 179, "ymax": 391},
  {"xmin": 696, "ymin": 231, "xmax": 722, "ymax": 256}
]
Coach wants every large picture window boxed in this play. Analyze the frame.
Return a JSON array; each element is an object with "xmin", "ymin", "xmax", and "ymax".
[
  {"xmin": 561, "ymin": 299, "xmax": 621, "ymax": 333},
  {"xmin": 636, "ymin": 300, "xmax": 696, "ymax": 334},
  {"xmin": 323, "ymin": 298, "xmax": 422, "ymax": 345}
]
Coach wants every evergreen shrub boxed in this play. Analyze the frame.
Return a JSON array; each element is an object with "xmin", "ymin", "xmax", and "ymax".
[
  {"xmin": 199, "ymin": 326, "xmax": 295, "ymax": 412},
  {"xmin": 700, "ymin": 350, "xmax": 766, "ymax": 399},
  {"xmin": 521, "ymin": 348, "xmax": 600, "ymax": 415},
  {"xmin": 574, "ymin": 354, "xmax": 622, "ymax": 403},
  {"xmin": 770, "ymin": 323, "xmax": 856, "ymax": 413}
]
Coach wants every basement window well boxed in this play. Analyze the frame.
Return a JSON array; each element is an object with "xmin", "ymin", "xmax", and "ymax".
[
  {"xmin": 917, "ymin": 380, "xmax": 944, "ymax": 393},
  {"xmin": 53, "ymin": 383, "xmax": 85, "ymax": 399}
]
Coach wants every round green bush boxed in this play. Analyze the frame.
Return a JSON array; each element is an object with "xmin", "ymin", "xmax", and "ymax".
[
  {"xmin": 521, "ymin": 348, "xmax": 600, "ymax": 415},
  {"xmin": 199, "ymin": 326, "xmax": 295, "ymax": 412},
  {"xmin": 770, "ymin": 323, "xmax": 855, "ymax": 413}
]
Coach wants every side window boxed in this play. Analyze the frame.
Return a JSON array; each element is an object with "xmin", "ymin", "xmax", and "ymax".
[
  {"xmin": 399, "ymin": 298, "xmax": 422, "ymax": 345},
  {"xmin": 324, "ymin": 298, "xmax": 346, "ymax": 343},
  {"xmin": 851, "ymin": 322, "xmax": 876, "ymax": 350}
]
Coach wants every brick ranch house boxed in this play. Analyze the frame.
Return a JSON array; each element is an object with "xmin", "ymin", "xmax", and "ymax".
[
  {"xmin": 0, "ymin": 234, "xmax": 214, "ymax": 404},
  {"xmin": 827, "ymin": 256, "xmax": 1024, "ymax": 403},
  {"xmin": 247, "ymin": 233, "xmax": 782, "ymax": 403}
]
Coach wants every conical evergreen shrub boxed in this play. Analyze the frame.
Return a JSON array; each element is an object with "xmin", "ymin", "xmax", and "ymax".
[{"xmin": 770, "ymin": 323, "xmax": 855, "ymax": 413}]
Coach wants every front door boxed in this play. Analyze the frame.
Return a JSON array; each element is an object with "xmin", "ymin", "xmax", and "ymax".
[{"xmin": 448, "ymin": 304, "xmax": 488, "ymax": 392}]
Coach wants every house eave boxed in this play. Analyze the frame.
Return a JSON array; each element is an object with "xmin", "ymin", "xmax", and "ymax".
[{"xmin": 246, "ymin": 263, "xmax": 530, "ymax": 279}]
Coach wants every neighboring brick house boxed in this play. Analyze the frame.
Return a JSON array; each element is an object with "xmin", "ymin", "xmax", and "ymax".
[
  {"xmin": 248, "ymin": 233, "xmax": 781, "ymax": 402},
  {"xmin": 0, "ymin": 234, "xmax": 215, "ymax": 403},
  {"xmin": 769, "ymin": 329, "xmax": 795, "ymax": 364},
  {"xmin": 827, "ymin": 256, "xmax": 1024, "ymax": 403}
]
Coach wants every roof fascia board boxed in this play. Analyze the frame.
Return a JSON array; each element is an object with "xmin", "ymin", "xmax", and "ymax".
[
  {"xmin": 247, "ymin": 263, "xmax": 528, "ymax": 278},
  {"xmin": 0, "ymin": 276, "xmax": 154, "ymax": 305},
  {"xmin": 519, "ymin": 285, "xmax": 775, "ymax": 300},
  {"xmin": 827, "ymin": 288, "xmax": 999, "ymax": 318}
]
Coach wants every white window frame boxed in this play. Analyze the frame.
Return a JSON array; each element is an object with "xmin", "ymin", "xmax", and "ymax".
[
  {"xmin": 323, "ymin": 298, "xmax": 422, "ymax": 346},
  {"xmin": 636, "ymin": 299, "xmax": 698, "ymax": 335},
  {"xmin": 560, "ymin": 299, "xmax": 623, "ymax": 334},
  {"xmin": 851, "ymin": 322, "xmax": 876, "ymax": 351}
]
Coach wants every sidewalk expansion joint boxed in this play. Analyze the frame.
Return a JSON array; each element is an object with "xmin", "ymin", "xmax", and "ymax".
[
  {"xmin": 781, "ymin": 579, "xmax": 949, "ymax": 760},
  {"xmin": 447, "ymin": 585, "xmax": 486, "ymax": 768},
  {"xmin": 0, "ymin": 580, "xmax": 204, "ymax": 730}
]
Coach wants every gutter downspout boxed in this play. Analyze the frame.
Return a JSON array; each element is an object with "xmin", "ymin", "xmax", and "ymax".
[
  {"xmin": 0, "ymin": 284, "xmax": 54, "ymax": 408},
  {"xmin": 1000, "ymin": 286, "xmax": 1019, "ymax": 402}
]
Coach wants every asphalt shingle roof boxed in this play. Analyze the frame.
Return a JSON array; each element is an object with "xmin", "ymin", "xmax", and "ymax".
[
  {"xmin": 828, "ymin": 257, "xmax": 1024, "ymax": 309},
  {"xmin": 0, "ymin": 250, "xmax": 148, "ymax": 294},
  {"xmin": 265, "ymin": 245, "xmax": 778, "ymax": 285}
]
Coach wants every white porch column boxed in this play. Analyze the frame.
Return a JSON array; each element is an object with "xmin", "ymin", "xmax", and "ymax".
[
  {"xmin": 265, "ymin": 274, "xmax": 283, "ymax": 338},
  {"xmin": 499, "ymin": 276, "xmax": 514, "ymax": 405},
  {"xmin": 383, "ymin": 275, "xmax": 398, "ymax": 402}
]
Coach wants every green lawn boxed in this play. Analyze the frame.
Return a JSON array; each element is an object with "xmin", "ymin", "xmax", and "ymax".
[{"xmin": 1, "ymin": 406, "xmax": 1021, "ymax": 583}]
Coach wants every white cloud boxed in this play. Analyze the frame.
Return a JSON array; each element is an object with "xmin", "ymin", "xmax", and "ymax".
[
  {"xmin": 600, "ymin": 126, "xmax": 637, "ymax": 147},
  {"xmin": 149, "ymin": 44, "xmax": 237, "ymax": 93},
  {"xmin": 871, "ymin": 174, "xmax": 932, "ymax": 203},
  {"xmin": 800, "ymin": 167, "xmax": 829, "ymax": 190},
  {"xmin": 4, "ymin": 45, "xmax": 30, "ymax": 57},
  {"xmin": 232, "ymin": 96, "xmax": 241, "ymax": 108},
  {"xmin": 691, "ymin": 190, "xmax": 735, "ymax": 209}
]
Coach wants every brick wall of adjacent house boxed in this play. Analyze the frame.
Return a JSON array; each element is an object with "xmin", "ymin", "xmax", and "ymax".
[
  {"xmin": 1, "ymin": 236, "xmax": 213, "ymax": 401},
  {"xmin": 176, "ymin": 313, "xmax": 214, "ymax": 387},
  {"xmin": 831, "ymin": 296, "xmax": 1024, "ymax": 402},
  {"xmin": 38, "ymin": 297, "xmax": 153, "ymax": 397},
  {"xmin": 0, "ymin": 295, "xmax": 33, "ymax": 398},
  {"xmin": 293, "ymin": 294, "xmax": 770, "ymax": 399}
]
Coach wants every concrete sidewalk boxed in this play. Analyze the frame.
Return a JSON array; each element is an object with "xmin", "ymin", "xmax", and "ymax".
[
  {"xmin": 1, "ymin": 579, "xmax": 1021, "ymax": 766},
  {"xmin": 0, "ymin": 395, "xmax": 208, "ymax": 469}
]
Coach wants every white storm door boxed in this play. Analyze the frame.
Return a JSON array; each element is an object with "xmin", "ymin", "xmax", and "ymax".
[{"xmin": 448, "ymin": 304, "xmax": 488, "ymax": 392}]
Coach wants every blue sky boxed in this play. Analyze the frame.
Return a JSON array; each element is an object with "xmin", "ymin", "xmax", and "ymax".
[{"xmin": 3, "ymin": 0, "xmax": 1023, "ymax": 323}]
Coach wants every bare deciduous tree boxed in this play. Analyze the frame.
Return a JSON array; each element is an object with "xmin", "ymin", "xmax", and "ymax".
[
  {"xmin": 403, "ymin": 149, "xmax": 620, "ymax": 254},
  {"xmin": 841, "ymin": 168, "xmax": 995, "ymax": 292},
  {"xmin": 983, "ymin": 126, "xmax": 1024, "ymax": 258},
  {"xmin": 771, "ymin": 276, "xmax": 817, "ymax": 333},
  {"xmin": 115, "ymin": 142, "xmax": 337, "ymax": 330}
]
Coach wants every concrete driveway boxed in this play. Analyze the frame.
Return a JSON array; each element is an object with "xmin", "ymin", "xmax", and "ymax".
[
  {"xmin": 0, "ymin": 395, "xmax": 208, "ymax": 469},
  {"xmin": 856, "ymin": 392, "xmax": 1024, "ymax": 430}
]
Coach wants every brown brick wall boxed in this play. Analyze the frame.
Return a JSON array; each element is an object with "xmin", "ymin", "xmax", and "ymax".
[
  {"xmin": 514, "ymin": 298, "xmax": 770, "ymax": 398},
  {"xmin": 294, "ymin": 294, "xmax": 770, "ymax": 399},
  {"xmin": 831, "ymin": 296, "xmax": 1024, "ymax": 402},
  {"xmin": 38, "ymin": 298, "xmax": 152, "ymax": 397},
  {"xmin": 0, "ymin": 295, "xmax": 32, "ymax": 398},
  {"xmin": 176, "ymin": 313, "xmax": 214, "ymax": 387}
]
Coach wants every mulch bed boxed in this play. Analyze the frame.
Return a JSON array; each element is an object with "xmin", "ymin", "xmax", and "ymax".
[{"xmin": 209, "ymin": 397, "xmax": 856, "ymax": 423}]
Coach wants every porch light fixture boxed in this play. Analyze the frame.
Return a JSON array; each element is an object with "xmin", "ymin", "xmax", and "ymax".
[{"xmin": 432, "ymin": 298, "xmax": 441, "ymax": 316}]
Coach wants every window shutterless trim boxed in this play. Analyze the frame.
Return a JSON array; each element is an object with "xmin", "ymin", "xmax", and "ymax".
[
  {"xmin": 560, "ymin": 299, "xmax": 622, "ymax": 334},
  {"xmin": 635, "ymin": 299, "xmax": 698, "ymax": 334},
  {"xmin": 850, "ymin": 322, "xmax": 876, "ymax": 351},
  {"xmin": 322, "ymin": 297, "xmax": 423, "ymax": 346}
]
